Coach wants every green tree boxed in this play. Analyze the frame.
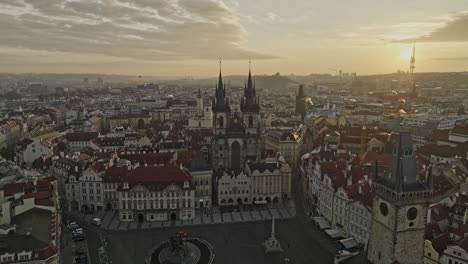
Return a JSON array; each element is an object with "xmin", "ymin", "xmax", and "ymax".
[{"xmin": 57, "ymin": 142, "xmax": 67, "ymax": 152}]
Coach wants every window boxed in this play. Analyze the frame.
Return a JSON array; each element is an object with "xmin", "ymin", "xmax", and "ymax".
[{"xmin": 219, "ymin": 116, "xmax": 224, "ymax": 128}]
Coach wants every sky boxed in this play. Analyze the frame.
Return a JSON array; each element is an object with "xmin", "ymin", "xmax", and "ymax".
[{"xmin": 1, "ymin": 0, "xmax": 468, "ymax": 77}]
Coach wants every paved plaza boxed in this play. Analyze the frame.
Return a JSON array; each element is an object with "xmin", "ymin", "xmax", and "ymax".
[
  {"xmin": 74, "ymin": 200, "xmax": 296, "ymax": 231},
  {"xmin": 103, "ymin": 216, "xmax": 338, "ymax": 264}
]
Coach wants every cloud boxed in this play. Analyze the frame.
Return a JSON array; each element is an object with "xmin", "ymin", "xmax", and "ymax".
[
  {"xmin": 265, "ymin": 12, "xmax": 280, "ymax": 22},
  {"xmin": 0, "ymin": 0, "xmax": 275, "ymax": 65},
  {"xmin": 394, "ymin": 12, "xmax": 468, "ymax": 43}
]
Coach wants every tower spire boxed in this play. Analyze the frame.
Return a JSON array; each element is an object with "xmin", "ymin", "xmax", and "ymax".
[
  {"xmin": 217, "ymin": 57, "xmax": 223, "ymax": 92},
  {"xmin": 248, "ymin": 58, "xmax": 253, "ymax": 86},
  {"xmin": 410, "ymin": 43, "xmax": 416, "ymax": 95}
]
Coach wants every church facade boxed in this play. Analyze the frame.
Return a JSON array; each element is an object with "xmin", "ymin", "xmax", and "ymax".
[{"xmin": 211, "ymin": 65, "xmax": 261, "ymax": 170}]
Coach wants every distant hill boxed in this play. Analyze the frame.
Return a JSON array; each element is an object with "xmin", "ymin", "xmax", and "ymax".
[{"xmin": 167, "ymin": 73, "xmax": 298, "ymax": 92}]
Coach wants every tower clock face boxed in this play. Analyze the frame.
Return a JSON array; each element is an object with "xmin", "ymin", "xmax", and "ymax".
[
  {"xmin": 380, "ymin": 202, "xmax": 388, "ymax": 216},
  {"xmin": 407, "ymin": 207, "xmax": 418, "ymax": 220}
]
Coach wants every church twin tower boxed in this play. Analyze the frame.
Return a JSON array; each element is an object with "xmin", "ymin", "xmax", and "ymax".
[{"xmin": 211, "ymin": 62, "xmax": 261, "ymax": 170}]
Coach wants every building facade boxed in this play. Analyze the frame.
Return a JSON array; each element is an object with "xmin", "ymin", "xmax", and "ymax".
[{"xmin": 211, "ymin": 66, "xmax": 261, "ymax": 170}]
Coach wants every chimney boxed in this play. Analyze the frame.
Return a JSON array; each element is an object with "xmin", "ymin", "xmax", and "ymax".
[{"xmin": 364, "ymin": 175, "xmax": 368, "ymax": 181}]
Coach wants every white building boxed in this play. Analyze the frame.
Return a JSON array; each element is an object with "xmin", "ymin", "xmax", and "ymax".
[
  {"xmin": 15, "ymin": 139, "xmax": 52, "ymax": 166},
  {"xmin": 347, "ymin": 182, "xmax": 373, "ymax": 246},
  {"xmin": 217, "ymin": 171, "xmax": 251, "ymax": 205},
  {"xmin": 105, "ymin": 165, "xmax": 196, "ymax": 222},
  {"xmin": 188, "ymin": 90, "xmax": 213, "ymax": 129},
  {"xmin": 440, "ymin": 241, "xmax": 468, "ymax": 264},
  {"xmin": 247, "ymin": 158, "xmax": 292, "ymax": 203},
  {"xmin": 65, "ymin": 132, "xmax": 99, "ymax": 152}
]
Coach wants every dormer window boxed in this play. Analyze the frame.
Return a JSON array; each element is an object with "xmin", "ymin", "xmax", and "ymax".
[
  {"xmin": 184, "ymin": 181, "xmax": 189, "ymax": 188},
  {"xmin": 123, "ymin": 182, "xmax": 129, "ymax": 189}
]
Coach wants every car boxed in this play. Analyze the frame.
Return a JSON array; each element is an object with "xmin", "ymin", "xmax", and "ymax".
[
  {"xmin": 72, "ymin": 228, "xmax": 83, "ymax": 233},
  {"xmin": 73, "ymin": 234, "xmax": 86, "ymax": 240},
  {"xmin": 69, "ymin": 225, "xmax": 80, "ymax": 231},
  {"xmin": 73, "ymin": 236, "xmax": 86, "ymax": 242},
  {"xmin": 91, "ymin": 218, "xmax": 101, "ymax": 226},
  {"xmin": 67, "ymin": 222, "xmax": 77, "ymax": 227},
  {"xmin": 75, "ymin": 255, "xmax": 88, "ymax": 264},
  {"xmin": 68, "ymin": 223, "xmax": 79, "ymax": 230},
  {"xmin": 73, "ymin": 232, "xmax": 85, "ymax": 238},
  {"xmin": 73, "ymin": 232, "xmax": 84, "ymax": 237},
  {"xmin": 74, "ymin": 250, "xmax": 86, "ymax": 256}
]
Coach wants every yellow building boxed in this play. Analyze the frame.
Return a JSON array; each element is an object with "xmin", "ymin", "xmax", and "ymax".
[
  {"xmin": 424, "ymin": 239, "xmax": 441, "ymax": 264},
  {"xmin": 108, "ymin": 114, "xmax": 151, "ymax": 131},
  {"xmin": 263, "ymin": 131, "xmax": 302, "ymax": 166}
]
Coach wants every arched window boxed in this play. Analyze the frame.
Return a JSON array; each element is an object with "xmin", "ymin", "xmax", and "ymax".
[
  {"xmin": 219, "ymin": 116, "xmax": 224, "ymax": 128},
  {"xmin": 248, "ymin": 116, "xmax": 253, "ymax": 127}
]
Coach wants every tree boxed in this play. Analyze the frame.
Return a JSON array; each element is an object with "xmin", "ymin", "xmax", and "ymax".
[
  {"xmin": 57, "ymin": 142, "xmax": 67, "ymax": 152},
  {"xmin": 0, "ymin": 147, "xmax": 14, "ymax": 160}
]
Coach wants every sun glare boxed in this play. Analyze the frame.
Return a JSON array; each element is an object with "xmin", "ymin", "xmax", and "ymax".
[{"xmin": 400, "ymin": 48, "xmax": 412, "ymax": 60}]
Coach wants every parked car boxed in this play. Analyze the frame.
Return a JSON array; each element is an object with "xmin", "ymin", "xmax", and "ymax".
[
  {"xmin": 91, "ymin": 218, "xmax": 101, "ymax": 226},
  {"xmin": 72, "ymin": 228, "xmax": 83, "ymax": 233},
  {"xmin": 73, "ymin": 235, "xmax": 86, "ymax": 242},
  {"xmin": 75, "ymin": 255, "xmax": 88, "ymax": 264},
  {"xmin": 73, "ymin": 232, "xmax": 84, "ymax": 237},
  {"xmin": 73, "ymin": 232, "xmax": 85, "ymax": 238},
  {"xmin": 74, "ymin": 250, "xmax": 86, "ymax": 256},
  {"xmin": 68, "ymin": 223, "xmax": 79, "ymax": 230}
]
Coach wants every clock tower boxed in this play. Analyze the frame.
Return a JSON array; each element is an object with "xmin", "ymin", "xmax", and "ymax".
[{"xmin": 367, "ymin": 132, "xmax": 432, "ymax": 264}]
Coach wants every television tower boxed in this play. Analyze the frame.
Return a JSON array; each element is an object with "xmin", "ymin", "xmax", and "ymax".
[{"xmin": 410, "ymin": 44, "xmax": 416, "ymax": 95}]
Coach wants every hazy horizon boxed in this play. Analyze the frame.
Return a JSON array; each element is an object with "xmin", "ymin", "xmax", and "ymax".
[{"xmin": 1, "ymin": 0, "xmax": 468, "ymax": 76}]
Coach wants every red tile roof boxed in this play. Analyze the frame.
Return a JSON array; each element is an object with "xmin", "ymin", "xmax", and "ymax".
[
  {"xmin": 451, "ymin": 126, "xmax": 468, "ymax": 136},
  {"xmin": 118, "ymin": 152, "xmax": 174, "ymax": 166},
  {"xmin": 431, "ymin": 129, "xmax": 451, "ymax": 141},
  {"xmin": 347, "ymin": 181, "xmax": 373, "ymax": 208},
  {"xmin": 4, "ymin": 182, "xmax": 34, "ymax": 196},
  {"xmin": 104, "ymin": 165, "xmax": 193, "ymax": 189}
]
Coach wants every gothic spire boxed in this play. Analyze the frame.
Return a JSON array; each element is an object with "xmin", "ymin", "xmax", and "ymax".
[
  {"xmin": 247, "ymin": 58, "xmax": 253, "ymax": 94},
  {"xmin": 241, "ymin": 59, "xmax": 260, "ymax": 113},
  {"xmin": 217, "ymin": 57, "xmax": 223, "ymax": 92}
]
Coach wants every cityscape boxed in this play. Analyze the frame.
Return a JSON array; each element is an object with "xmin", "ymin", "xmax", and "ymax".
[{"xmin": 1, "ymin": 1, "xmax": 468, "ymax": 264}]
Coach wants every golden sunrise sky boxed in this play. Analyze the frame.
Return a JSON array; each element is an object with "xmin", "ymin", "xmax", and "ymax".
[{"xmin": 1, "ymin": 0, "xmax": 468, "ymax": 77}]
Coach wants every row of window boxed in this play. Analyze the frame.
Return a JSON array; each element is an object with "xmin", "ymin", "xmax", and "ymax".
[
  {"xmin": 219, "ymin": 189, "xmax": 249, "ymax": 195},
  {"xmin": 121, "ymin": 199, "xmax": 193, "ymax": 210},
  {"xmin": 82, "ymin": 189, "xmax": 101, "ymax": 194},
  {"xmin": 82, "ymin": 195, "xmax": 101, "ymax": 201},
  {"xmin": 81, "ymin": 182, "xmax": 101, "ymax": 187},
  {"xmin": 121, "ymin": 191, "xmax": 191, "ymax": 198}
]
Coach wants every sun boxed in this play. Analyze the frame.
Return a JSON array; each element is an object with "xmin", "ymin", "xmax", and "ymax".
[{"xmin": 400, "ymin": 48, "xmax": 412, "ymax": 60}]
